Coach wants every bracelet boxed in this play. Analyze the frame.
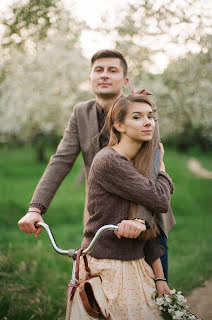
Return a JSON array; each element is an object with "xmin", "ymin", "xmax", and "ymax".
[
  {"xmin": 134, "ymin": 218, "xmax": 146, "ymax": 225},
  {"xmin": 29, "ymin": 203, "xmax": 46, "ymax": 214},
  {"xmin": 154, "ymin": 278, "xmax": 167, "ymax": 282},
  {"xmin": 28, "ymin": 210, "xmax": 42, "ymax": 215}
]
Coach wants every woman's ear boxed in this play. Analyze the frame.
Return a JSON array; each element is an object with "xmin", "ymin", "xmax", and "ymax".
[{"xmin": 114, "ymin": 122, "xmax": 126, "ymax": 133}]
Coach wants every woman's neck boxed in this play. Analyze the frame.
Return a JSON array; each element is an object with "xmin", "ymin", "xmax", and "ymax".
[{"xmin": 112, "ymin": 136, "xmax": 142, "ymax": 161}]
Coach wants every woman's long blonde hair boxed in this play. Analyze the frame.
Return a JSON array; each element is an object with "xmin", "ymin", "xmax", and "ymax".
[{"xmin": 106, "ymin": 94, "xmax": 159, "ymax": 240}]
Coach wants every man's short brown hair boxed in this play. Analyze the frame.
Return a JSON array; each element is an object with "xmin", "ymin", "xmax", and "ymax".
[{"xmin": 91, "ymin": 49, "xmax": 128, "ymax": 77}]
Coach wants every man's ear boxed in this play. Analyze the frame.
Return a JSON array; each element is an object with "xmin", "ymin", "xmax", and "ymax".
[
  {"xmin": 122, "ymin": 77, "xmax": 129, "ymax": 88},
  {"xmin": 114, "ymin": 122, "xmax": 126, "ymax": 133}
]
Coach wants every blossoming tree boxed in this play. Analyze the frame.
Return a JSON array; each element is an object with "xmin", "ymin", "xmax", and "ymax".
[
  {"xmin": 0, "ymin": 31, "xmax": 90, "ymax": 161},
  {"xmin": 0, "ymin": 0, "xmax": 91, "ymax": 161}
]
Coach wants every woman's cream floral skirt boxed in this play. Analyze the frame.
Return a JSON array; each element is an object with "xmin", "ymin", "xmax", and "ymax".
[{"xmin": 70, "ymin": 256, "xmax": 163, "ymax": 320}]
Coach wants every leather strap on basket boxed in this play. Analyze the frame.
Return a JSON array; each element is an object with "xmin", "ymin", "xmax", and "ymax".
[
  {"xmin": 67, "ymin": 248, "xmax": 84, "ymax": 302},
  {"xmin": 83, "ymin": 254, "xmax": 100, "ymax": 279},
  {"xmin": 79, "ymin": 285, "xmax": 103, "ymax": 319},
  {"xmin": 83, "ymin": 254, "xmax": 91, "ymax": 277},
  {"xmin": 75, "ymin": 248, "xmax": 84, "ymax": 280},
  {"xmin": 65, "ymin": 249, "xmax": 84, "ymax": 320}
]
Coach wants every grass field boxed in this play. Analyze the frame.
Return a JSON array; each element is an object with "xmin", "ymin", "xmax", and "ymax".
[{"xmin": 0, "ymin": 146, "xmax": 212, "ymax": 319}]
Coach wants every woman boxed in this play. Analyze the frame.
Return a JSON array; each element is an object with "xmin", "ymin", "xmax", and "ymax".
[{"xmin": 71, "ymin": 94, "xmax": 174, "ymax": 320}]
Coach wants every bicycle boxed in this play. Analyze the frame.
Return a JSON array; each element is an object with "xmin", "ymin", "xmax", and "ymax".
[{"xmin": 36, "ymin": 222, "xmax": 118, "ymax": 319}]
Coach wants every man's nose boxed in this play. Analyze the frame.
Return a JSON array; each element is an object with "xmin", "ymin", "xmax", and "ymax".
[{"xmin": 101, "ymin": 70, "xmax": 109, "ymax": 78}]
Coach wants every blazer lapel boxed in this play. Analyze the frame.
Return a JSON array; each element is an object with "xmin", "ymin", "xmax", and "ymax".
[{"xmin": 89, "ymin": 101, "xmax": 101, "ymax": 156}]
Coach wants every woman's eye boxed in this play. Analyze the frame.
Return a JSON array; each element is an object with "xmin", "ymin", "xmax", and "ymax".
[
  {"xmin": 133, "ymin": 116, "xmax": 140, "ymax": 120},
  {"xmin": 148, "ymin": 115, "xmax": 153, "ymax": 119}
]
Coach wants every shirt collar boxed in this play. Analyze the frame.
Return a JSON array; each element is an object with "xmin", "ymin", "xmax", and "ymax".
[
  {"xmin": 96, "ymin": 95, "xmax": 125, "ymax": 115},
  {"xmin": 96, "ymin": 101, "xmax": 106, "ymax": 115}
]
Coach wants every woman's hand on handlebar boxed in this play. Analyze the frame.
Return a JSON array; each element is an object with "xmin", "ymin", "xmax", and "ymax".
[
  {"xmin": 18, "ymin": 211, "xmax": 44, "ymax": 238},
  {"xmin": 114, "ymin": 220, "xmax": 146, "ymax": 239}
]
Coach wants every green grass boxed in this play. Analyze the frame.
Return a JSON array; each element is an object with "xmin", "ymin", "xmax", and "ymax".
[
  {"xmin": 0, "ymin": 146, "xmax": 85, "ymax": 320},
  {"xmin": 0, "ymin": 146, "xmax": 212, "ymax": 319},
  {"xmin": 164, "ymin": 148, "xmax": 212, "ymax": 292}
]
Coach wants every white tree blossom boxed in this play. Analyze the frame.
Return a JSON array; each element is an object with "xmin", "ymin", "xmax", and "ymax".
[{"xmin": 0, "ymin": 30, "xmax": 90, "ymax": 143}]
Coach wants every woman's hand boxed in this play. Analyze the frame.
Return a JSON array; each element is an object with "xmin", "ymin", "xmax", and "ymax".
[
  {"xmin": 156, "ymin": 280, "xmax": 172, "ymax": 297},
  {"xmin": 114, "ymin": 220, "xmax": 146, "ymax": 239},
  {"xmin": 159, "ymin": 142, "xmax": 166, "ymax": 172}
]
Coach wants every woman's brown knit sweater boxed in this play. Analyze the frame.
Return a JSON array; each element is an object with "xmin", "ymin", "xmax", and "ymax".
[{"xmin": 82, "ymin": 147, "xmax": 174, "ymax": 264}]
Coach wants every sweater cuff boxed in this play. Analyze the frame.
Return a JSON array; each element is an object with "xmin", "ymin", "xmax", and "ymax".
[
  {"xmin": 145, "ymin": 243, "xmax": 164, "ymax": 265},
  {"xmin": 144, "ymin": 237, "xmax": 165, "ymax": 265},
  {"xmin": 29, "ymin": 203, "xmax": 46, "ymax": 214},
  {"xmin": 158, "ymin": 171, "xmax": 174, "ymax": 194}
]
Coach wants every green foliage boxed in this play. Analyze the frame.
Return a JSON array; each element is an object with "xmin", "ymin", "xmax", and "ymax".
[
  {"xmin": 110, "ymin": 0, "xmax": 212, "ymax": 151},
  {"xmin": 0, "ymin": 147, "xmax": 212, "ymax": 319},
  {"xmin": 1, "ymin": 0, "xmax": 212, "ymax": 155},
  {"xmin": 158, "ymin": 42, "xmax": 212, "ymax": 151},
  {"xmin": 114, "ymin": 0, "xmax": 212, "ymax": 77},
  {"xmin": 0, "ymin": 0, "xmax": 91, "ymax": 163},
  {"xmin": 1, "ymin": 0, "xmax": 65, "ymax": 51},
  {"xmin": 0, "ymin": 3, "xmax": 90, "ymax": 161}
]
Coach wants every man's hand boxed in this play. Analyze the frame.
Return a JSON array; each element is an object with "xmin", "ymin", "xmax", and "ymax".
[
  {"xmin": 156, "ymin": 280, "xmax": 172, "ymax": 297},
  {"xmin": 159, "ymin": 142, "xmax": 166, "ymax": 172},
  {"xmin": 18, "ymin": 211, "xmax": 44, "ymax": 238},
  {"xmin": 114, "ymin": 219, "xmax": 146, "ymax": 239}
]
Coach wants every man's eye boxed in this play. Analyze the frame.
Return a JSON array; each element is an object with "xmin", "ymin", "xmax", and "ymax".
[
  {"xmin": 96, "ymin": 69, "xmax": 102, "ymax": 72},
  {"xmin": 111, "ymin": 69, "xmax": 116, "ymax": 72},
  {"xmin": 148, "ymin": 115, "xmax": 153, "ymax": 119}
]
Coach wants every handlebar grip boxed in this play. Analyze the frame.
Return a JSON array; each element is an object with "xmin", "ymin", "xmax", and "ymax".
[{"xmin": 34, "ymin": 222, "xmax": 42, "ymax": 229}]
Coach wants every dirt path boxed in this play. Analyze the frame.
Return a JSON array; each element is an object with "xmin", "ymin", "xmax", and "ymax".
[
  {"xmin": 186, "ymin": 278, "xmax": 212, "ymax": 320},
  {"xmin": 188, "ymin": 158, "xmax": 212, "ymax": 179}
]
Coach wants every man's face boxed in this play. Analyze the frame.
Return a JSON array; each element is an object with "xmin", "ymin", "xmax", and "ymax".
[{"xmin": 89, "ymin": 58, "xmax": 128, "ymax": 99}]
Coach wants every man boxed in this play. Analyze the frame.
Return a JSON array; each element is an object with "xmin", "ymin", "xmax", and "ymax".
[{"xmin": 18, "ymin": 49, "xmax": 175, "ymax": 280}]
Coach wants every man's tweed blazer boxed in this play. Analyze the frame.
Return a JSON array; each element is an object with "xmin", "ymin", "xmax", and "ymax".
[{"xmin": 31, "ymin": 99, "xmax": 176, "ymax": 236}]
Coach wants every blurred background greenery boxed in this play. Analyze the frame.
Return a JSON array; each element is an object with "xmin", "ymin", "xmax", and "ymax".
[{"xmin": 0, "ymin": 0, "xmax": 212, "ymax": 319}]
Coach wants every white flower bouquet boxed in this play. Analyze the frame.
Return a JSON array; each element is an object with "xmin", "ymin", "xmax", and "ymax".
[{"xmin": 155, "ymin": 289, "xmax": 203, "ymax": 320}]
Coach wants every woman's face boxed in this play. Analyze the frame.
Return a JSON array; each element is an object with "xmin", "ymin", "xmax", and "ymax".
[{"xmin": 117, "ymin": 102, "xmax": 155, "ymax": 142}]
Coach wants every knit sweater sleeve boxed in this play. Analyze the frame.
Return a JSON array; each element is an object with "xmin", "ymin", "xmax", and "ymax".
[
  {"xmin": 91, "ymin": 148, "xmax": 174, "ymax": 214},
  {"xmin": 144, "ymin": 238, "xmax": 165, "ymax": 265}
]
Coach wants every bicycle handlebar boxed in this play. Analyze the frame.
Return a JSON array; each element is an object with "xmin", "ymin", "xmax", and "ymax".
[
  {"xmin": 83, "ymin": 224, "xmax": 119, "ymax": 254},
  {"xmin": 36, "ymin": 222, "xmax": 118, "ymax": 258}
]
